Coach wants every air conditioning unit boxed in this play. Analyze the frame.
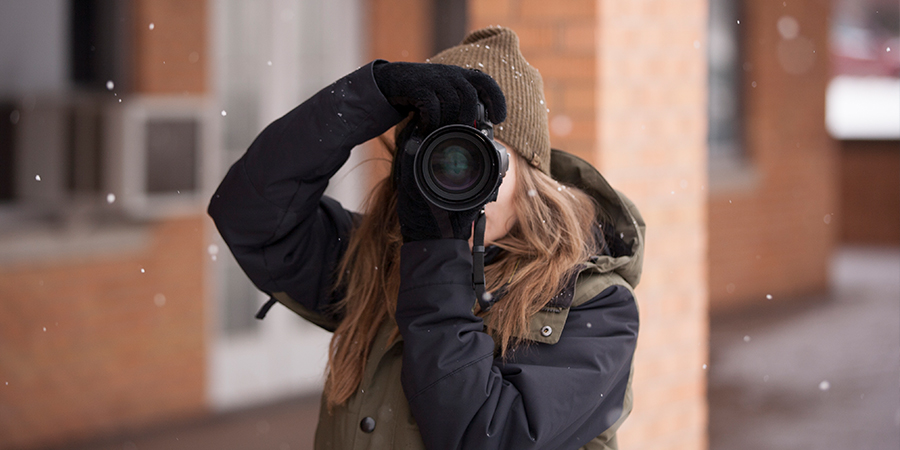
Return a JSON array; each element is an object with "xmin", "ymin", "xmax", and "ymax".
[{"xmin": 110, "ymin": 96, "xmax": 216, "ymax": 219}]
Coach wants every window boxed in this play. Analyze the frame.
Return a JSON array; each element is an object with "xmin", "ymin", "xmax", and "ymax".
[
  {"xmin": 70, "ymin": 0, "xmax": 130, "ymax": 91},
  {"xmin": 0, "ymin": 103, "xmax": 15, "ymax": 202},
  {"xmin": 145, "ymin": 119, "xmax": 199, "ymax": 194},
  {"xmin": 115, "ymin": 97, "xmax": 209, "ymax": 218},
  {"xmin": 708, "ymin": 0, "xmax": 744, "ymax": 160}
]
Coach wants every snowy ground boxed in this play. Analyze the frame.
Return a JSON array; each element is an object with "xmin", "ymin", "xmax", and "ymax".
[{"xmin": 709, "ymin": 246, "xmax": 900, "ymax": 450}]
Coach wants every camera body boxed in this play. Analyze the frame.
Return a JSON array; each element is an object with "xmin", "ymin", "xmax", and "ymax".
[{"xmin": 404, "ymin": 103, "xmax": 509, "ymax": 212}]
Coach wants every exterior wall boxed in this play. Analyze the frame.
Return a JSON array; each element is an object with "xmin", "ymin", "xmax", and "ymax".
[
  {"xmin": 132, "ymin": 0, "xmax": 208, "ymax": 94},
  {"xmin": 470, "ymin": 1, "xmax": 710, "ymax": 449},
  {"xmin": 367, "ymin": 0, "xmax": 434, "ymax": 63},
  {"xmin": 363, "ymin": 0, "xmax": 436, "ymax": 189},
  {"xmin": 0, "ymin": 217, "xmax": 207, "ymax": 449},
  {"xmin": 0, "ymin": 1, "xmax": 211, "ymax": 448},
  {"xmin": 472, "ymin": 0, "xmax": 598, "ymax": 163},
  {"xmin": 839, "ymin": 140, "xmax": 900, "ymax": 245},
  {"xmin": 708, "ymin": 0, "xmax": 838, "ymax": 311},
  {"xmin": 593, "ymin": 2, "xmax": 709, "ymax": 449}
]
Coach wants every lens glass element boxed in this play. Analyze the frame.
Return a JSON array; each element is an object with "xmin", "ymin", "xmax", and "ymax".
[{"xmin": 429, "ymin": 143, "xmax": 483, "ymax": 192}]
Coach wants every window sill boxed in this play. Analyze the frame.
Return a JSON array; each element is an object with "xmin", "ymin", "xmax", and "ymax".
[{"xmin": 0, "ymin": 207, "xmax": 151, "ymax": 266}]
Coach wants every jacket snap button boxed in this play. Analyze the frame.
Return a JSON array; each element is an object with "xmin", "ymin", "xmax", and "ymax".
[
  {"xmin": 541, "ymin": 326, "xmax": 552, "ymax": 337},
  {"xmin": 360, "ymin": 417, "xmax": 376, "ymax": 433}
]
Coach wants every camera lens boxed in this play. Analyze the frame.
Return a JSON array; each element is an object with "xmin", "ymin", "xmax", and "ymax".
[
  {"xmin": 429, "ymin": 143, "xmax": 484, "ymax": 192},
  {"xmin": 413, "ymin": 124, "xmax": 507, "ymax": 211}
]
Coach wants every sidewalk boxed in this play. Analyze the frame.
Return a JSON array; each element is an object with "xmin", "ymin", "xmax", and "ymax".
[
  {"xmin": 708, "ymin": 246, "xmax": 900, "ymax": 449},
  {"xmin": 62, "ymin": 395, "xmax": 321, "ymax": 450}
]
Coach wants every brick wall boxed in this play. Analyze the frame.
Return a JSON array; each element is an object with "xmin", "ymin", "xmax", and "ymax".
[
  {"xmin": 838, "ymin": 140, "xmax": 900, "ymax": 245},
  {"xmin": 472, "ymin": 0, "xmax": 598, "ymax": 163},
  {"xmin": 0, "ymin": 0, "xmax": 212, "ymax": 446},
  {"xmin": 593, "ymin": 1, "xmax": 709, "ymax": 449},
  {"xmin": 470, "ymin": 1, "xmax": 710, "ymax": 449},
  {"xmin": 0, "ymin": 216, "xmax": 207, "ymax": 449},
  {"xmin": 708, "ymin": 0, "xmax": 838, "ymax": 312},
  {"xmin": 362, "ymin": 0, "xmax": 437, "ymax": 191},
  {"xmin": 132, "ymin": 0, "xmax": 208, "ymax": 94}
]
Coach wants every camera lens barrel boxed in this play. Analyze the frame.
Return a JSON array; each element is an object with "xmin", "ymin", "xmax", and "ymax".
[{"xmin": 414, "ymin": 124, "xmax": 508, "ymax": 212}]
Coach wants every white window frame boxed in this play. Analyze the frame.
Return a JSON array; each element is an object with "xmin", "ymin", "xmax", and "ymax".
[{"xmin": 112, "ymin": 96, "xmax": 217, "ymax": 220}]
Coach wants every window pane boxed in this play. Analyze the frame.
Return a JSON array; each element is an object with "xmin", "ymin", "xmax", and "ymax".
[
  {"xmin": 0, "ymin": 103, "xmax": 15, "ymax": 202},
  {"xmin": 145, "ymin": 119, "xmax": 198, "ymax": 194},
  {"xmin": 708, "ymin": 0, "xmax": 744, "ymax": 158}
]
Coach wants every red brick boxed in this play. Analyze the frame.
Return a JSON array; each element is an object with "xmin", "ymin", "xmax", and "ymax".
[
  {"xmin": 470, "ymin": 0, "xmax": 512, "ymax": 21},
  {"xmin": 561, "ymin": 84, "xmax": 596, "ymax": 113},
  {"xmin": 708, "ymin": 0, "xmax": 837, "ymax": 313},
  {"xmin": 131, "ymin": 0, "xmax": 207, "ymax": 94},
  {"xmin": 561, "ymin": 24, "xmax": 597, "ymax": 53},
  {"xmin": 519, "ymin": 0, "xmax": 596, "ymax": 21},
  {"xmin": 528, "ymin": 54, "xmax": 596, "ymax": 82},
  {"xmin": 513, "ymin": 23, "xmax": 557, "ymax": 53},
  {"xmin": 0, "ymin": 216, "xmax": 208, "ymax": 448}
]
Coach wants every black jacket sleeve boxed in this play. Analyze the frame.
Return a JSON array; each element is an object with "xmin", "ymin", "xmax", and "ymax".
[
  {"xmin": 395, "ymin": 240, "xmax": 639, "ymax": 450},
  {"xmin": 208, "ymin": 61, "xmax": 403, "ymax": 320}
]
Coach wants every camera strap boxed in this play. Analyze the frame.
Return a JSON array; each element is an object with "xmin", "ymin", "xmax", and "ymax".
[{"xmin": 473, "ymin": 211, "xmax": 495, "ymax": 312}]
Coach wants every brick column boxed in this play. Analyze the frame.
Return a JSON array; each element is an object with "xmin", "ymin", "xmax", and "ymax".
[
  {"xmin": 707, "ymin": 0, "xmax": 837, "ymax": 311},
  {"xmin": 471, "ymin": 1, "xmax": 709, "ymax": 449},
  {"xmin": 595, "ymin": 1, "xmax": 709, "ymax": 448}
]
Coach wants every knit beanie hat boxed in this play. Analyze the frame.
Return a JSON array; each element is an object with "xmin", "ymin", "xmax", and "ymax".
[{"xmin": 428, "ymin": 26, "xmax": 551, "ymax": 174}]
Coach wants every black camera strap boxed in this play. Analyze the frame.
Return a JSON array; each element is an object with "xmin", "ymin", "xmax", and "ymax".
[{"xmin": 473, "ymin": 211, "xmax": 495, "ymax": 312}]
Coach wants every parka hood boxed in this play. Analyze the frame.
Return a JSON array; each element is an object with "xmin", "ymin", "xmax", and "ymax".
[{"xmin": 549, "ymin": 149, "xmax": 645, "ymax": 289}]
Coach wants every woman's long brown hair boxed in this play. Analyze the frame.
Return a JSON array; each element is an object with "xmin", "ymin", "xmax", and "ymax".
[{"xmin": 323, "ymin": 151, "xmax": 601, "ymax": 409}]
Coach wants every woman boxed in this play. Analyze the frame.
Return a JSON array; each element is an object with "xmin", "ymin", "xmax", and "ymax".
[{"xmin": 209, "ymin": 27, "xmax": 644, "ymax": 450}]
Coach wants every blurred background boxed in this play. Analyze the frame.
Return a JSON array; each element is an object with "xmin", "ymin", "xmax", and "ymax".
[{"xmin": 0, "ymin": 0, "xmax": 897, "ymax": 449}]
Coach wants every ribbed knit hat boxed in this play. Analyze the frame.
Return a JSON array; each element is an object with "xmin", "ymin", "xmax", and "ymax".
[{"xmin": 428, "ymin": 26, "xmax": 551, "ymax": 174}]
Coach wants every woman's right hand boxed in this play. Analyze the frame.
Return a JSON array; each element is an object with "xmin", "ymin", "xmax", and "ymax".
[{"xmin": 373, "ymin": 61, "xmax": 506, "ymax": 135}]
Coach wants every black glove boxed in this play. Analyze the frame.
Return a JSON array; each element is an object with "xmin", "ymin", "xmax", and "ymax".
[
  {"xmin": 373, "ymin": 61, "xmax": 506, "ymax": 134},
  {"xmin": 375, "ymin": 62, "xmax": 506, "ymax": 243},
  {"xmin": 393, "ymin": 125, "xmax": 484, "ymax": 242}
]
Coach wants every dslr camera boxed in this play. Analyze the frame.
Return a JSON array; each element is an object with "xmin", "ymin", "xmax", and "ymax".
[{"xmin": 404, "ymin": 103, "xmax": 509, "ymax": 211}]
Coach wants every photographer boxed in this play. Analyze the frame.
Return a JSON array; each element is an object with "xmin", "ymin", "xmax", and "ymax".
[{"xmin": 209, "ymin": 27, "xmax": 643, "ymax": 450}]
